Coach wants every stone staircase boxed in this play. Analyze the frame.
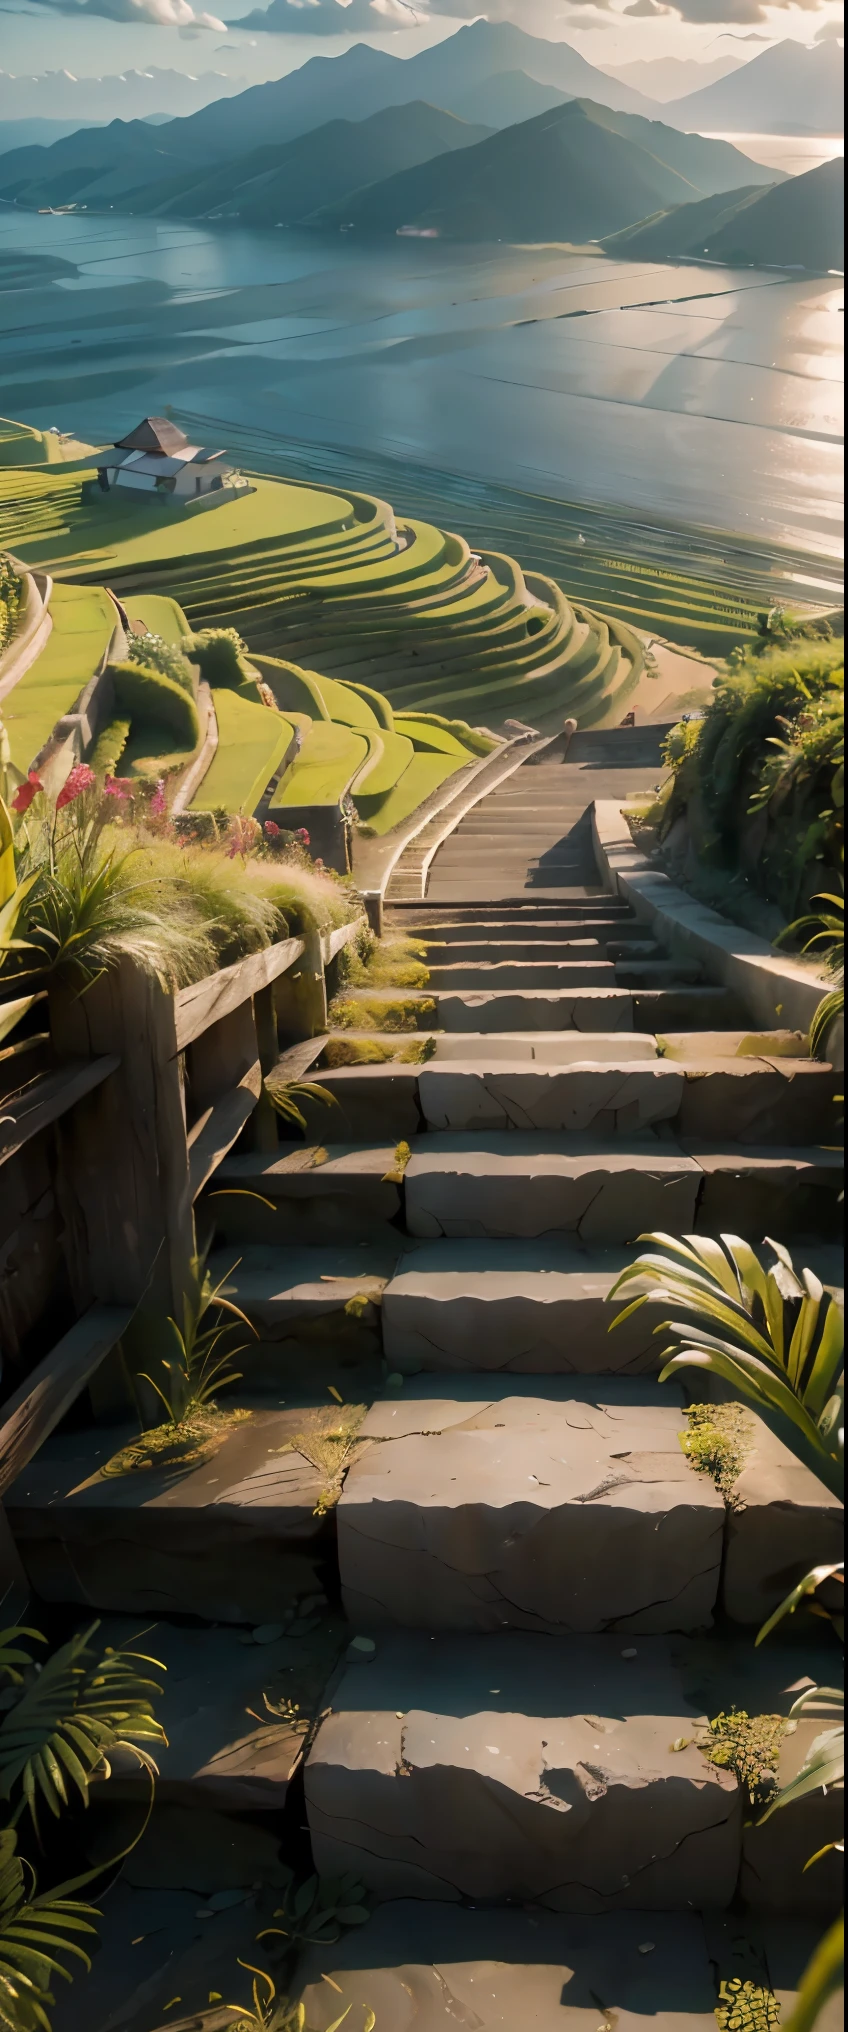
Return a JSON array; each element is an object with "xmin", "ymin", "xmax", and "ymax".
[{"xmin": 22, "ymin": 737, "xmax": 844, "ymax": 2031}]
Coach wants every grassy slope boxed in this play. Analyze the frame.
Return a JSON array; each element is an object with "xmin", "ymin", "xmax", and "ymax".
[
  {"xmin": 4, "ymin": 582, "xmax": 115, "ymax": 772},
  {"xmin": 3, "ymin": 473, "xmax": 353, "ymax": 575},
  {"xmin": 191, "ymin": 689, "xmax": 294, "ymax": 813},
  {"xmin": 122, "ymin": 593, "xmax": 191, "ymax": 643},
  {"xmin": 361, "ymin": 752, "xmax": 466, "ymax": 834},
  {"xmin": 271, "ymin": 720, "xmax": 368, "ymax": 809}
]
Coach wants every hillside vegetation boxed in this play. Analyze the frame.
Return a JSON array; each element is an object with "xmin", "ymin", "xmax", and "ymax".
[
  {"xmin": 604, "ymin": 158, "xmax": 844, "ymax": 275},
  {"xmin": 310, "ymin": 99, "xmax": 780, "ymax": 243}
]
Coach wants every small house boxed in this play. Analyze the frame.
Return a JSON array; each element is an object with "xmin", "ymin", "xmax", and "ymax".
[{"xmin": 97, "ymin": 417, "xmax": 249, "ymax": 503}]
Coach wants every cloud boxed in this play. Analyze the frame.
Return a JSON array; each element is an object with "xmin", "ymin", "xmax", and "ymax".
[
  {"xmin": 622, "ymin": 0, "xmax": 673, "ymax": 15},
  {"xmin": 236, "ymin": 0, "xmax": 424, "ymax": 32},
  {"xmin": 813, "ymin": 14, "xmax": 843, "ymax": 34},
  {"xmin": 23, "ymin": 0, "xmax": 227, "ymax": 24}
]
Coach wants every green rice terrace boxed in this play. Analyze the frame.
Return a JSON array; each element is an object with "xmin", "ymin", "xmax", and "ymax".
[{"xmin": 0, "ymin": 410, "xmax": 836, "ymax": 862}]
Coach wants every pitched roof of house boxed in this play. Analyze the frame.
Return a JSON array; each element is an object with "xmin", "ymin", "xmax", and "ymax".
[{"xmin": 114, "ymin": 417, "xmax": 190, "ymax": 454}]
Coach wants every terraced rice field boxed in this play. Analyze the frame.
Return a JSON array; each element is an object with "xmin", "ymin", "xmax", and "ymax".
[
  {"xmin": 1, "ymin": 462, "xmax": 646, "ymax": 734},
  {"xmin": 3, "ymin": 581, "xmax": 115, "ymax": 774},
  {"xmin": 191, "ymin": 689, "xmax": 294, "ymax": 815}
]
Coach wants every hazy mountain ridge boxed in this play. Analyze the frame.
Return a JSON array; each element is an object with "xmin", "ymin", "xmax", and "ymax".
[
  {"xmin": 603, "ymin": 157, "xmax": 843, "ymax": 271},
  {"xmin": 662, "ymin": 39, "xmax": 843, "ymax": 134},
  {"xmin": 308, "ymin": 100, "xmax": 783, "ymax": 246},
  {"xmin": 123, "ymin": 104, "xmax": 493, "ymax": 227}
]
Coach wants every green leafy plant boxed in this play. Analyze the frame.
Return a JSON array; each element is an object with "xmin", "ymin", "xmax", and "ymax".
[
  {"xmin": 779, "ymin": 885, "xmax": 844, "ymax": 1058},
  {"xmin": 125, "ymin": 632, "xmax": 194, "ymax": 694},
  {"xmin": 783, "ymin": 1915, "xmax": 843, "ymax": 2032},
  {"xmin": 609, "ymin": 1233, "xmax": 844, "ymax": 1496},
  {"xmin": 0, "ymin": 1622, "xmax": 166, "ymax": 2032},
  {"xmin": 265, "ymin": 1077, "xmax": 337, "ymax": 1137},
  {"xmin": 259, "ymin": 1869, "xmax": 370, "ymax": 1952},
  {"xmin": 186, "ymin": 627, "xmax": 253, "ymax": 691},
  {"xmin": 134, "ymin": 1248, "xmax": 255, "ymax": 1431},
  {"xmin": 680, "ymin": 1403, "xmax": 753, "ymax": 1502},
  {"xmin": 225, "ymin": 1963, "xmax": 361, "ymax": 2032}
]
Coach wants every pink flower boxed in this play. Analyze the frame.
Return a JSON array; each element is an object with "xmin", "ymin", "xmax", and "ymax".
[
  {"xmin": 264, "ymin": 820, "xmax": 281, "ymax": 838},
  {"xmin": 226, "ymin": 813, "xmax": 262, "ymax": 861},
  {"xmin": 103, "ymin": 775, "xmax": 134, "ymax": 800},
  {"xmin": 56, "ymin": 763, "xmax": 96, "ymax": 810},
  {"xmin": 11, "ymin": 771, "xmax": 44, "ymax": 815},
  {"xmin": 296, "ymin": 828, "xmax": 310, "ymax": 846},
  {"xmin": 149, "ymin": 779, "xmax": 167, "ymax": 818}
]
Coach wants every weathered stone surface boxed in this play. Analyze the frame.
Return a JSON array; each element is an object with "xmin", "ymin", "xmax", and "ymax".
[
  {"xmin": 660, "ymin": 1031, "xmax": 811, "ymax": 1061},
  {"xmin": 7, "ymin": 1407, "xmax": 336, "ymax": 1622},
  {"xmin": 305, "ymin": 1633, "xmax": 739, "ymax": 1908},
  {"xmin": 51, "ymin": 1883, "xmax": 279, "ymax": 2032},
  {"xmin": 722, "ymin": 1419, "xmax": 843, "ymax": 1625},
  {"xmin": 418, "ymin": 1061, "xmax": 683, "ymax": 1132},
  {"xmin": 432, "ymin": 1031, "xmax": 658, "ymax": 1062},
  {"xmin": 296, "ymin": 1067, "xmax": 422, "ymax": 1140},
  {"xmin": 100, "ymin": 1613, "xmax": 347, "ymax": 1813},
  {"xmin": 405, "ymin": 1134, "xmax": 702, "ymax": 1242},
  {"xmin": 215, "ymin": 1143, "xmax": 401, "ymax": 1243},
  {"xmin": 687, "ymin": 1145, "xmax": 844, "ymax": 1240},
  {"xmin": 436, "ymin": 988, "xmax": 636, "ymax": 1032},
  {"xmin": 207, "ymin": 1243, "xmax": 396, "ymax": 1388},
  {"xmin": 677, "ymin": 1060, "xmax": 837, "ymax": 1145},
  {"xmin": 427, "ymin": 961, "xmax": 616, "ymax": 990},
  {"xmin": 338, "ymin": 1383, "xmax": 723, "ymax": 1632},
  {"xmin": 382, "ymin": 1240, "xmax": 663, "ymax": 1374}
]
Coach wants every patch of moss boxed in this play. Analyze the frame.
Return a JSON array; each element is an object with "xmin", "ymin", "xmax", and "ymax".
[
  {"xmin": 323, "ymin": 1034, "xmax": 434, "ymax": 1067},
  {"xmin": 700, "ymin": 1708, "xmax": 786, "ymax": 1806},
  {"xmin": 715, "ymin": 1977, "xmax": 780, "ymax": 2031},
  {"xmin": 101, "ymin": 1405, "xmax": 252, "ymax": 1477},
  {"xmin": 272, "ymin": 1402, "xmax": 366, "ymax": 1517},
  {"xmin": 680, "ymin": 1402, "xmax": 753, "ymax": 1503},
  {"xmin": 341, "ymin": 934, "xmax": 430, "ymax": 991},
  {"xmin": 329, "ymin": 994, "xmax": 435, "ymax": 1033}
]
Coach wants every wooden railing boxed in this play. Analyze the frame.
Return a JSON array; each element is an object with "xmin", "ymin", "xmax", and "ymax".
[{"xmin": 0, "ymin": 913, "xmax": 365, "ymax": 1612}]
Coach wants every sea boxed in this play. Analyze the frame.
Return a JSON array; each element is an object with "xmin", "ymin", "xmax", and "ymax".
[{"xmin": 0, "ymin": 195, "xmax": 842, "ymax": 584}]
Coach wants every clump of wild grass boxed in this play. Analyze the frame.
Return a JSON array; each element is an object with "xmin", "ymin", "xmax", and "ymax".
[{"xmin": 341, "ymin": 934, "xmax": 430, "ymax": 991}]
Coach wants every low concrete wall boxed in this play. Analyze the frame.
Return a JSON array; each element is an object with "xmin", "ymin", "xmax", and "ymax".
[
  {"xmin": 592, "ymin": 799, "xmax": 842, "ymax": 1063},
  {"xmin": 0, "ymin": 567, "xmax": 53, "ymax": 706}
]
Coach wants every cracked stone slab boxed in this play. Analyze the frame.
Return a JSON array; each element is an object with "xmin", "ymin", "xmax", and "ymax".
[
  {"xmin": 722, "ymin": 1418, "xmax": 843, "ymax": 1626},
  {"xmin": 418, "ymin": 1061, "xmax": 683, "ymax": 1132},
  {"xmin": 305, "ymin": 1632, "xmax": 739, "ymax": 1909},
  {"xmin": 99, "ymin": 1612, "xmax": 347, "ymax": 1814},
  {"xmin": 426, "ymin": 961, "xmax": 617, "ymax": 990},
  {"xmin": 337, "ymin": 1383, "xmax": 724, "ymax": 1632},
  {"xmin": 290, "ymin": 1068, "xmax": 422, "ymax": 1140},
  {"xmin": 295, "ymin": 1906, "xmax": 841, "ymax": 2032},
  {"xmin": 382, "ymin": 1240, "xmax": 665, "ymax": 1374},
  {"xmin": 686, "ymin": 1144, "xmax": 845, "ymax": 1239},
  {"xmin": 435, "ymin": 988, "xmax": 637, "ymax": 1032},
  {"xmin": 676, "ymin": 1060, "xmax": 838, "ymax": 1145},
  {"xmin": 7, "ymin": 1406, "xmax": 337, "ymax": 1623},
  {"xmin": 214, "ymin": 1144, "xmax": 401, "ymax": 1243},
  {"xmin": 432, "ymin": 1031, "xmax": 659, "ymax": 1062},
  {"xmin": 404, "ymin": 1133, "xmax": 702, "ymax": 1242}
]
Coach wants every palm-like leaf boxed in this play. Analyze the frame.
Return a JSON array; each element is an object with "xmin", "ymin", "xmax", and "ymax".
[
  {"xmin": 0, "ymin": 1828, "xmax": 98, "ymax": 2032},
  {"xmin": 0, "ymin": 1624, "xmax": 165, "ymax": 1836},
  {"xmin": 783, "ymin": 1915, "xmax": 844, "ymax": 2032},
  {"xmin": 609, "ymin": 1234, "xmax": 844, "ymax": 1495},
  {"xmin": 265, "ymin": 1079, "xmax": 337, "ymax": 1136}
]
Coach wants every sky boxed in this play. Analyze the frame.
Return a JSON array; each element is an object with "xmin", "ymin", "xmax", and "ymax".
[{"xmin": 0, "ymin": 0, "xmax": 843, "ymax": 93}]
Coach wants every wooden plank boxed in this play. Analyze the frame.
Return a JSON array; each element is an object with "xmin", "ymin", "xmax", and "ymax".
[
  {"xmin": 320, "ymin": 916, "xmax": 366, "ymax": 966},
  {"xmin": 0, "ymin": 1055, "xmax": 119, "ymax": 1168},
  {"xmin": 174, "ymin": 939, "xmax": 305, "ymax": 1053},
  {"xmin": 270, "ymin": 1036, "xmax": 328, "ymax": 1082},
  {"xmin": 188, "ymin": 1061, "xmax": 263, "ymax": 1201},
  {"xmin": 0, "ymin": 1303, "xmax": 132, "ymax": 1499}
]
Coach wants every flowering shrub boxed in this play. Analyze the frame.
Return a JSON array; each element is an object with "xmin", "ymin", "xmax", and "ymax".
[{"xmin": 56, "ymin": 763, "xmax": 96, "ymax": 809}]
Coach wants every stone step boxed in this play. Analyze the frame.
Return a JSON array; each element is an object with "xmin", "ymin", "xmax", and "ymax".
[
  {"xmin": 6, "ymin": 1401, "xmax": 341, "ymax": 1625},
  {"xmin": 58, "ymin": 1898, "xmax": 843, "ymax": 2032},
  {"xmin": 382, "ymin": 1238, "xmax": 663, "ymax": 1374},
  {"xmin": 336, "ymin": 1377, "xmax": 840, "ymax": 1634},
  {"xmin": 411, "ymin": 917, "xmax": 638, "ymax": 943},
  {"xmin": 207, "ymin": 1242, "xmax": 398, "ymax": 1389},
  {"xmin": 412, "ymin": 1055, "xmax": 837, "ymax": 1140},
  {"xmin": 389, "ymin": 903, "xmax": 635, "ymax": 923},
  {"xmin": 422, "ymin": 939, "xmax": 609, "ymax": 963},
  {"xmin": 425, "ymin": 962, "xmax": 618, "ymax": 989},
  {"xmin": 616, "ymin": 960, "xmax": 705, "ymax": 986},
  {"xmin": 430, "ymin": 1031, "xmax": 659, "ymax": 1063},
  {"xmin": 216, "ymin": 1143, "xmax": 404, "ymax": 1243},
  {"xmin": 300, "ymin": 1911, "xmax": 842, "ymax": 2031},
  {"xmin": 306, "ymin": 1632, "xmax": 842, "ymax": 1914},
  {"xmin": 403, "ymin": 1133, "xmax": 843, "ymax": 1243},
  {"xmin": 434, "ymin": 986, "xmax": 745, "ymax": 1032}
]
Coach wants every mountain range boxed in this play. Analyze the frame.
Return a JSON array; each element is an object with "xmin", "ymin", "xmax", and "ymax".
[
  {"xmin": 603, "ymin": 157, "xmax": 843, "ymax": 273},
  {"xmin": 603, "ymin": 54, "xmax": 744, "ymax": 104},
  {"xmin": 662, "ymin": 39, "xmax": 843, "ymax": 134},
  {"xmin": 308, "ymin": 102, "xmax": 783, "ymax": 245}
]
